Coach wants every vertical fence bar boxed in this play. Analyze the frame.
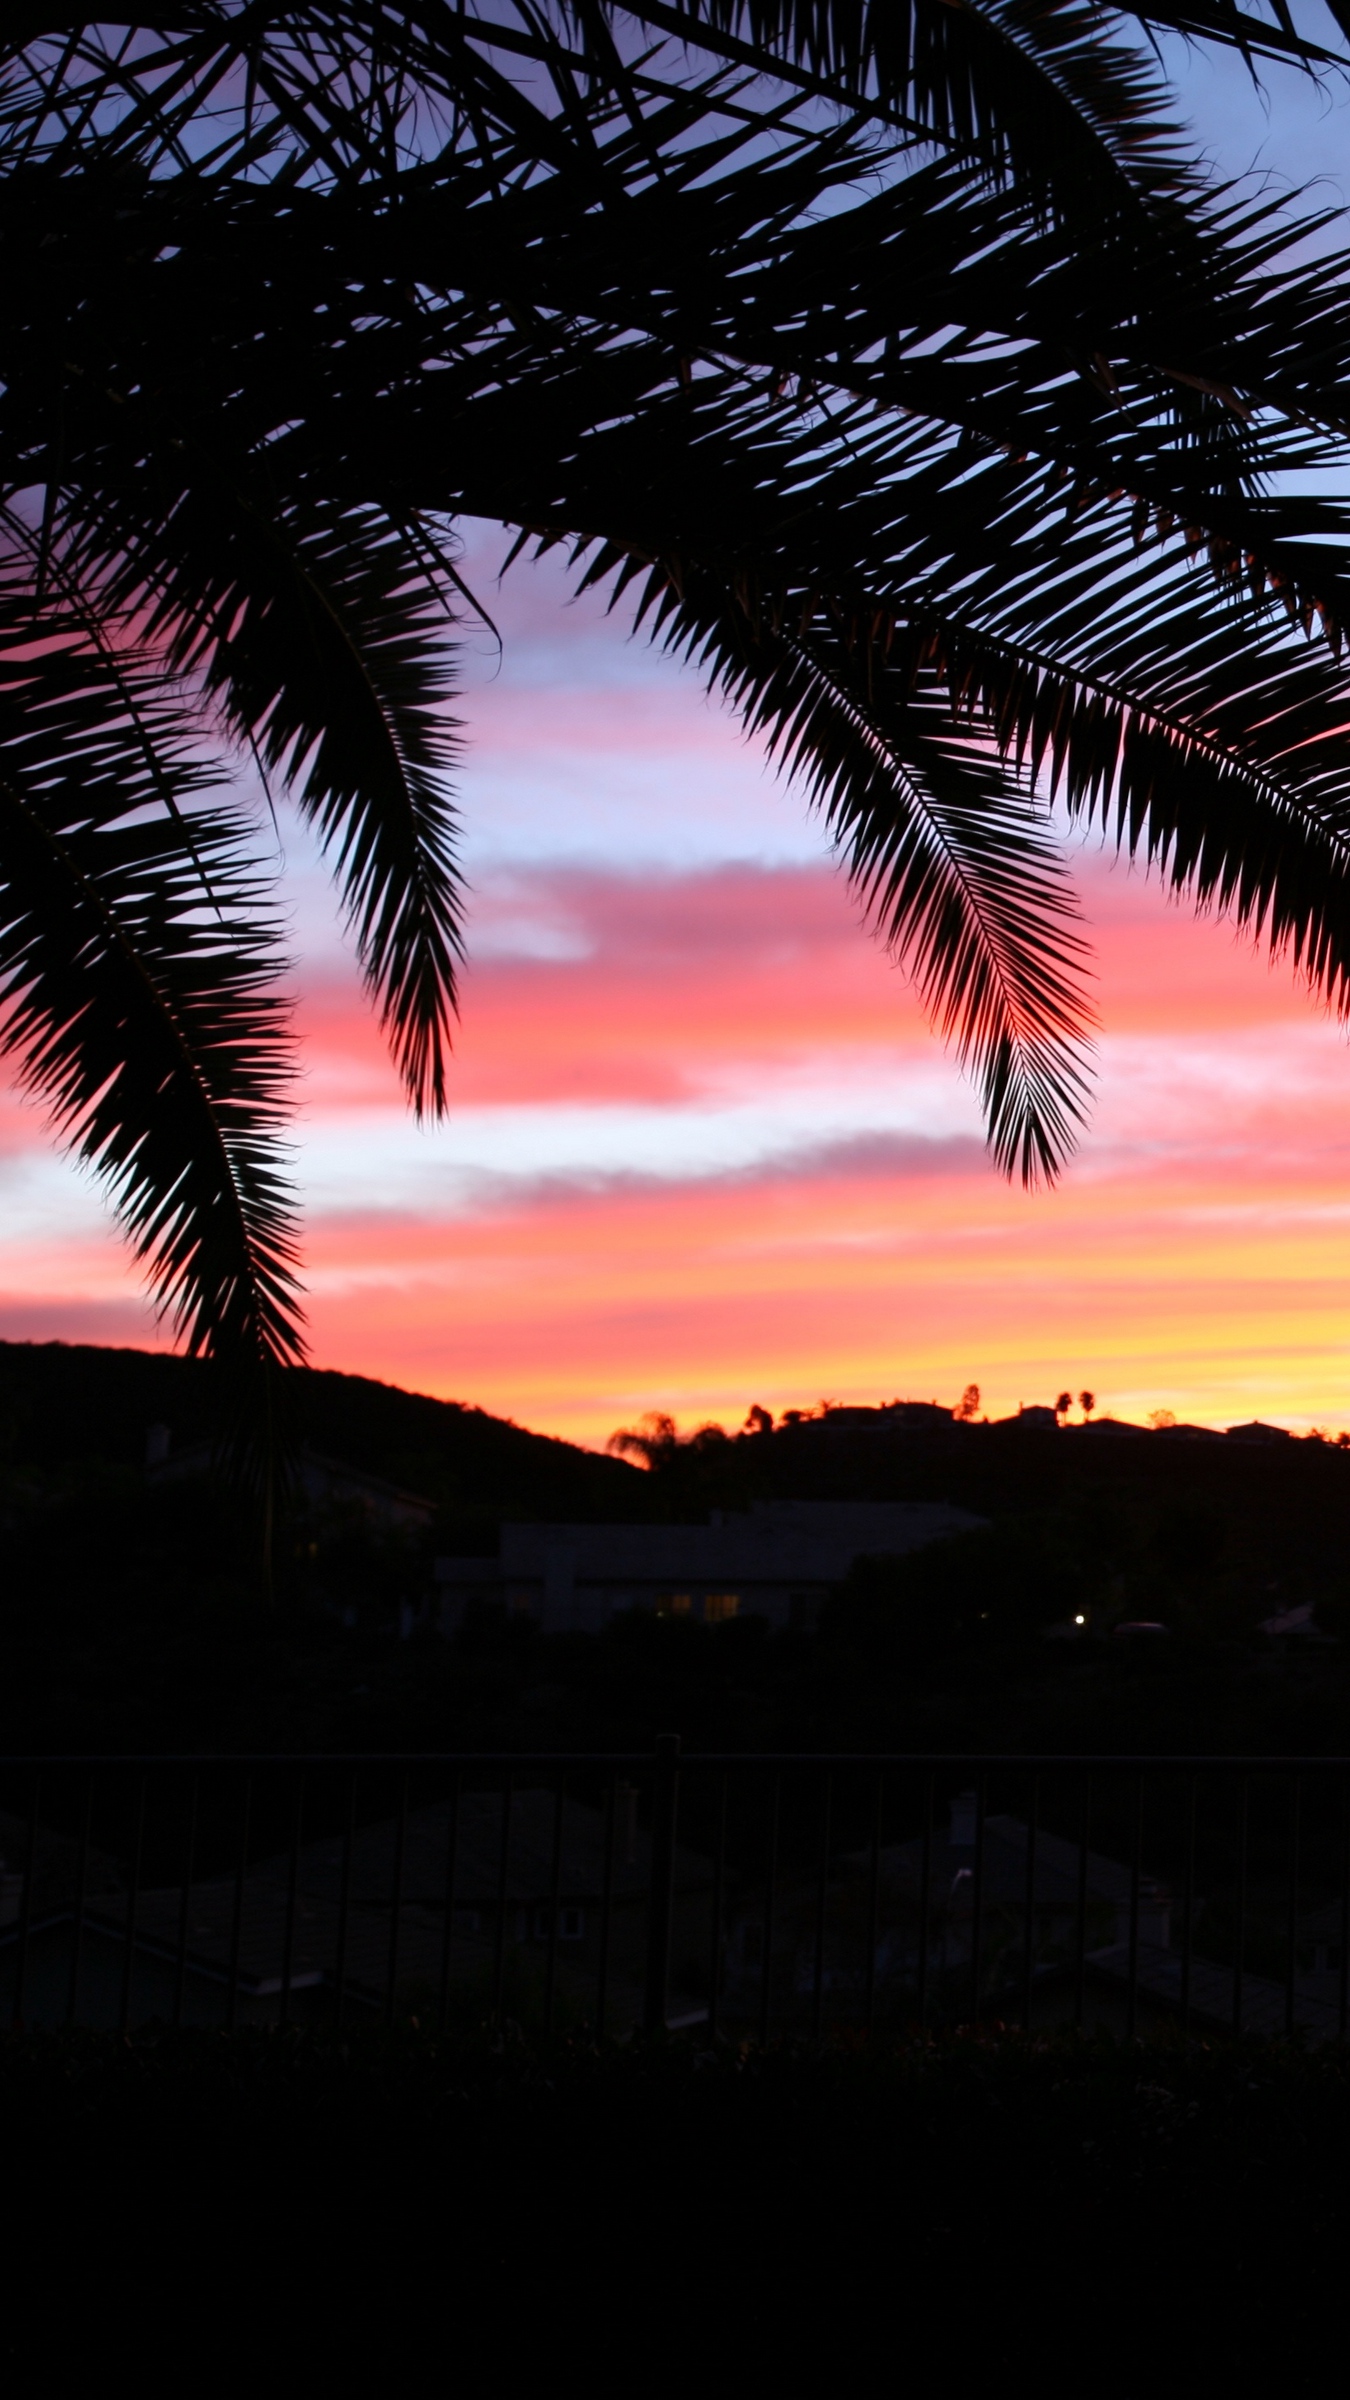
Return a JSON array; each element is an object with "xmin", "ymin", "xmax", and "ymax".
[
  {"xmin": 172, "ymin": 1775, "xmax": 197, "ymax": 2032},
  {"xmin": 1325, "ymin": 1766, "xmax": 1335, "ymax": 2044},
  {"xmin": 1340, "ymin": 1774, "xmax": 1350, "ymax": 2044},
  {"xmin": 1285, "ymin": 1774, "xmax": 1301, "ymax": 2041},
  {"xmin": 705, "ymin": 1773, "xmax": 726, "ymax": 2046},
  {"xmin": 334, "ymin": 1768, "xmax": 355, "ymax": 2029},
  {"xmin": 12, "ymin": 1772, "xmax": 38, "ymax": 2031},
  {"xmin": 1021, "ymin": 1774, "xmax": 1038, "ymax": 2034},
  {"xmin": 811, "ymin": 1773, "xmax": 831, "ymax": 2042},
  {"xmin": 918, "ymin": 1773, "xmax": 934, "ymax": 2033},
  {"xmin": 1074, "ymin": 1774, "xmax": 1091, "ymax": 2029},
  {"xmin": 757, "ymin": 1772, "xmax": 780, "ymax": 2049},
  {"xmin": 385, "ymin": 1772, "xmax": 408, "ymax": 2026},
  {"xmin": 1126, "ymin": 1773, "xmax": 1143, "ymax": 2041},
  {"xmin": 492, "ymin": 1775, "xmax": 513, "ymax": 2021},
  {"xmin": 864, "ymin": 1773, "xmax": 883, "ymax": 2039},
  {"xmin": 1181, "ymin": 1774, "xmax": 1197, "ymax": 2036},
  {"xmin": 65, "ymin": 1774, "xmax": 93, "ymax": 2027},
  {"xmin": 969, "ymin": 1775, "xmax": 987, "ymax": 2025},
  {"xmin": 226, "ymin": 1775, "xmax": 252, "ymax": 2033},
  {"xmin": 1233, "ymin": 1775, "xmax": 1249, "ymax": 2036},
  {"xmin": 118, "ymin": 1774, "xmax": 146, "ymax": 2035},
  {"xmin": 643, "ymin": 1737, "xmax": 681, "ymax": 2036},
  {"xmin": 543, "ymin": 1771, "xmax": 565, "ymax": 2036},
  {"xmin": 437, "ymin": 1773, "xmax": 461, "ymax": 2034},
  {"xmin": 279, "ymin": 1771, "xmax": 304, "ymax": 2027},
  {"xmin": 596, "ymin": 1774, "xmax": 618, "ymax": 2041}
]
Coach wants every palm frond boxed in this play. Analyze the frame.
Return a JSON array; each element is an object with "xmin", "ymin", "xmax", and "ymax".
[
  {"xmin": 162, "ymin": 497, "xmax": 466, "ymax": 1122},
  {"xmin": 56, "ymin": 475, "xmax": 467, "ymax": 1120},
  {"xmin": 0, "ymin": 543, "xmax": 303, "ymax": 1413},
  {"xmin": 643, "ymin": 578, "xmax": 1095, "ymax": 1181}
]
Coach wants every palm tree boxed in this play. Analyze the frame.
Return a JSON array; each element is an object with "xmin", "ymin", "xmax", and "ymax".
[{"xmin": 4, "ymin": 0, "xmax": 1350, "ymax": 1456}]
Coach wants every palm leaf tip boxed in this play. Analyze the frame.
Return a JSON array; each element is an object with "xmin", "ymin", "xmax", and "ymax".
[
  {"xmin": 653, "ymin": 587, "xmax": 1098, "ymax": 1185},
  {"xmin": 887, "ymin": 878, "xmax": 1098, "ymax": 1189},
  {"xmin": 226, "ymin": 504, "xmax": 469, "ymax": 1122}
]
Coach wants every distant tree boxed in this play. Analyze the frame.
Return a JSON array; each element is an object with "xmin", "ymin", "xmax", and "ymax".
[
  {"xmin": 1054, "ymin": 1392, "xmax": 1074, "ymax": 1421},
  {"xmin": 1079, "ymin": 1391, "xmax": 1096, "ymax": 1420},
  {"xmin": 688, "ymin": 1422, "xmax": 730, "ymax": 1452},
  {"xmin": 1148, "ymin": 1409, "xmax": 1178, "ymax": 1431},
  {"xmin": 743, "ymin": 1405, "xmax": 774, "ymax": 1437},
  {"xmin": 607, "ymin": 1410, "xmax": 729, "ymax": 1466},
  {"xmin": 607, "ymin": 1412, "xmax": 679, "ymax": 1468},
  {"xmin": 954, "ymin": 1384, "xmax": 981, "ymax": 1422}
]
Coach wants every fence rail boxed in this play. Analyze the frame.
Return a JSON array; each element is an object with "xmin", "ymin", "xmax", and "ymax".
[{"xmin": 3, "ymin": 1747, "xmax": 1349, "ymax": 2040}]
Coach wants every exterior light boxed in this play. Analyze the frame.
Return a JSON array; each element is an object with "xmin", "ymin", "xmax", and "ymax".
[{"xmin": 1074, "ymin": 1614, "xmax": 1086, "ymax": 1626}]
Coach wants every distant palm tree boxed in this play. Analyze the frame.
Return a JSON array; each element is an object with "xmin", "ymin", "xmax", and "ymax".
[
  {"xmin": 4, "ymin": 2, "xmax": 1350, "ymax": 1450},
  {"xmin": 609, "ymin": 1413, "xmax": 683, "ymax": 1469}
]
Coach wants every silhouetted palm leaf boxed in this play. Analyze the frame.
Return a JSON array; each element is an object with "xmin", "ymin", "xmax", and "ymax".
[
  {"xmin": 0, "ymin": 520, "xmax": 301, "ymax": 1399},
  {"xmin": 65, "ymin": 484, "xmax": 466, "ymax": 1115}
]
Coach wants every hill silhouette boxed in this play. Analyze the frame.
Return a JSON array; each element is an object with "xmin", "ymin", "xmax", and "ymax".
[
  {"xmin": 0, "ymin": 1339, "xmax": 639, "ymax": 1522},
  {"xmin": 601, "ymin": 1402, "xmax": 1350, "ymax": 1593}
]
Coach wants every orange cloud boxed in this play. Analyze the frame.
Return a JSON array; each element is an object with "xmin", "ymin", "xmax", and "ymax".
[{"xmin": 294, "ymin": 1124, "xmax": 1350, "ymax": 1446}]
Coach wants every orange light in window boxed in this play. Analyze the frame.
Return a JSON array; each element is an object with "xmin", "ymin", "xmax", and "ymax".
[{"xmin": 704, "ymin": 1592, "xmax": 740, "ymax": 1623}]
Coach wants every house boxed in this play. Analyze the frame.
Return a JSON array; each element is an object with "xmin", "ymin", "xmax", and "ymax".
[
  {"xmin": 434, "ymin": 1498, "xmax": 985, "ymax": 1633},
  {"xmin": 0, "ymin": 1787, "xmax": 712, "ymax": 2031},
  {"xmin": 719, "ymin": 1794, "xmax": 1350, "ymax": 2041},
  {"xmin": 722, "ymin": 1797, "xmax": 1173, "ymax": 2011},
  {"xmin": 147, "ymin": 1435, "xmax": 435, "ymax": 1529}
]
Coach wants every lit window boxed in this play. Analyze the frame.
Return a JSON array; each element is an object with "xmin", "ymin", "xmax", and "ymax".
[
  {"xmin": 704, "ymin": 1592, "xmax": 740, "ymax": 1623},
  {"xmin": 656, "ymin": 1592, "xmax": 693, "ymax": 1618}
]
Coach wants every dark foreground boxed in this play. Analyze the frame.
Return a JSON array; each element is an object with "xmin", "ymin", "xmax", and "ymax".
[{"xmin": 1, "ymin": 2026, "xmax": 1345, "ymax": 2392}]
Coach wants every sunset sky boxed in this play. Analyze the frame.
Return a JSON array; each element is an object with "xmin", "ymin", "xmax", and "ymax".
[{"xmin": 5, "ymin": 37, "xmax": 1350, "ymax": 1448}]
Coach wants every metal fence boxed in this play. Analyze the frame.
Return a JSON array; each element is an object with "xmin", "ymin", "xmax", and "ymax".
[{"xmin": 3, "ymin": 1744, "xmax": 1349, "ymax": 2040}]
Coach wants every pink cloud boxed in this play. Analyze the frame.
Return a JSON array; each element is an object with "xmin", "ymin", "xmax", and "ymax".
[
  {"xmin": 298, "ymin": 861, "xmax": 969, "ymax": 1114},
  {"xmin": 4, "ymin": 846, "xmax": 1350, "ymax": 1447}
]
